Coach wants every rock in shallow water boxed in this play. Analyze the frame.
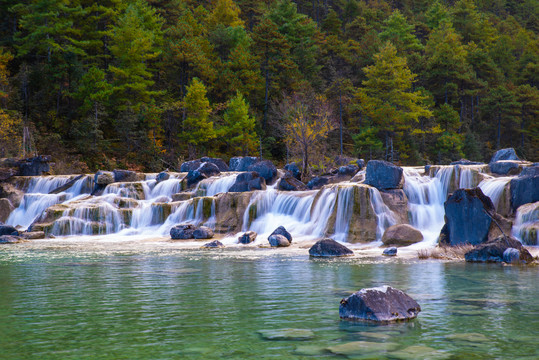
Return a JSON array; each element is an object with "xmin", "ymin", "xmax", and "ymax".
[
  {"xmin": 0, "ymin": 235, "xmax": 23, "ymax": 244},
  {"xmin": 270, "ymin": 226, "xmax": 292, "ymax": 243},
  {"xmin": 308, "ymin": 239, "xmax": 353, "ymax": 257},
  {"xmin": 0, "ymin": 224, "xmax": 19, "ymax": 236},
  {"xmin": 201, "ymin": 240, "xmax": 224, "ymax": 249},
  {"xmin": 464, "ymin": 235, "xmax": 533, "ymax": 263},
  {"xmin": 382, "ymin": 224, "xmax": 423, "ymax": 246},
  {"xmin": 383, "ymin": 247, "xmax": 397, "ymax": 256},
  {"xmin": 170, "ymin": 224, "xmax": 196, "ymax": 239},
  {"xmin": 193, "ymin": 226, "xmax": 214, "ymax": 239},
  {"xmin": 339, "ymin": 286, "xmax": 421, "ymax": 322},
  {"xmin": 258, "ymin": 328, "xmax": 315, "ymax": 341},
  {"xmin": 327, "ymin": 341, "xmax": 399, "ymax": 356},
  {"xmin": 238, "ymin": 231, "xmax": 257, "ymax": 244},
  {"xmin": 502, "ymin": 248, "xmax": 521, "ymax": 264},
  {"xmin": 268, "ymin": 234, "xmax": 290, "ymax": 247}
]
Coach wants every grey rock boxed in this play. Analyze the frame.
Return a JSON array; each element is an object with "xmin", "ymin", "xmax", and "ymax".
[
  {"xmin": 0, "ymin": 235, "xmax": 22, "ymax": 244},
  {"xmin": 247, "ymin": 160, "xmax": 277, "ymax": 184},
  {"xmin": 383, "ymin": 247, "xmax": 397, "ymax": 256},
  {"xmin": 338, "ymin": 165, "xmax": 360, "ymax": 177},
  {"xmin": 450, "ymin": 159, "xmax": 484, "ymax": 165},
  {"xmin": 21, "ymin": 231, "xmax": 45, "ymax": 240},
  {"xmin": 95, "ymin": 171, "xmax": 114, "ymax": 185},
  {"xmin": 270, "ymin": 226, "xmax": 292, "ymax": 243},
  {"xmin": 186, "ymin": 170, "xmax": 206, "ymax": 187},
  {"xmin": 308, "ymin": 239, "xmax": 354, "ymax": 257},
  {"xmin": 339, "ymin": 286, "xmax": 421, "ymax": 322},
  {"xmin": 510, "ymin": 165, "xmax": 539, "ymax": 210},
  {"xmin": 193, "ymin": 226, "xmax": 214, "ymax": 239},
  {"xmin": 156, "ymin": 171, "xmax": 170, "ymax": 183},
  {"xmin": 229, "ymin": 156, "xmax": 258, "ymax": 171},
  {"xmin": 465, "ymin": 235, "xmax": 533, "ymax": 263},
  {"xmin": 238, "ymin": 231, "xmax": 257, "ymax": 244},
  {"xmin": 202, "ymin": 240, "xmax": 224, "ymax": 249},
  {"xmin": 18, "ymin": 155, "xmax": 51, "ymax": 176},
  {"xmin": 229, "ymin": 172, "xmax": 266, "ymax": 192},
  {"xmin": 180, "ymin": 160, "xmax": 202, "ymax": 172},
  {"xmin": 503, "ymin": 248, "xmax": 521, "ymax": 264},
  {"xmin": 268, "ymin": 234, "xmax": 290, "ymax": 247},
  {"xmin": 441, "ymin": 188, "xmax": 495, "ymax": 246},
  {"xmin": 490, "ymin": 148, "xmax": 519, "ymax": 163},
  {"xmin": 170, "ymin": 224, "xmax": 196, "ymax": 240},
  {"xmin": 364, "ymin": 160, "xmax": 404, "ymax": 190},
  {"xmin": 489, "ymin": 161, "xmax": 522, "ymax": 175},
  {"xmin": 113, "ymin": 169, "xmax": 139, "ymax": 182},
  {"xmin": 0, "ymin": 224, "xmax": 19, "ymax": 236},
  {"xmin": 356, "ymin": 159, "xmax": 365, "ymax": 170},
  {"xmin": 278, "ymin": 173, "xmax": 307, "ymax": 191},
  {"xmin": 284, "ymin": 163, "xmax": 301, "ymax": 180},
  {"xmin": 306, "ymin": 176, "xmax": 330, "ymax": 190},
  {"xmin": 200, "ymin": 157, "xmax": 229, "ymax": 172},
  {"xmin": 382, "ymin": 224, "xmax": 423, "ymax": 246}
]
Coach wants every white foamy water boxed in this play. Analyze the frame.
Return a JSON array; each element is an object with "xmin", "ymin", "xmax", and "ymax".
[{"xmin": 478, "ymin": 176, "xmax": 512, "ymax": 211}]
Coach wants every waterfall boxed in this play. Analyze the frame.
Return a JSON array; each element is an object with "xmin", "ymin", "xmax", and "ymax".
[
  {"xmin": 478, "ymin": 176, "xmax": 512, "ymax": 211},
  {"xmin": 6, "ymin": 176, "xmax": 90, "ymax": 229},
  {"xmin": 369, "ymin": 187, "xmax": 397, "ymax": 242},
  {"xmin": 512, "ymin": 203, "xmax": 539, "ymax": 245},
  {"xmin": 196, "ymin": 174, "xmax": 238, "ymax": 197},
  {"xmin": 332, "ymin": 185, "xmax": 355, "ymax": 242}
]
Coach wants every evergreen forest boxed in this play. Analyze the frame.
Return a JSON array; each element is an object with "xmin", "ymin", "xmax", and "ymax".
[{"xmin": 0, "ymin": 0, "xmax": 537, "ymax": 174}]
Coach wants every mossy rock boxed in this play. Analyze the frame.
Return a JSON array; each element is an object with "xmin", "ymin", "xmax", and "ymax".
[{"xmin": 115, "ymin": 197, "xmax": 139, "ymax": 209}]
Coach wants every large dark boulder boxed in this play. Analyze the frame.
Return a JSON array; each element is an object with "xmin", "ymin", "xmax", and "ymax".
[
  {"xmin": 382, "ymin": 224, "xmax": 423, "ymax": 246},
  {"xmin": 278, "ymin": 173, "xmax": 307, "ymax": 191},
  {"xmin": 268, "ymin": 234, "xmax": 290, "ymax": 247},
  {"xmin": 490, "ymin": 148, "xmax": 519, "ymax": 163},
  {"xmin": 170, "ymin": 224, "xmax": 196, "ymax": 239},
  {"xmin": 193, "ymin": 226, "xmax": 214, "ymax": 239},
  {"xmin": 383, "ymin": 247, "xmax": 397, "ymax": 256},
  {"xmin": 489, "ymin": 161, "xmax": 522, "ymax": 175},
  {"xmin": 284, "ymin": 163, "xmax": 301, "ymax": 180},
  {"xmin": 306, "ymin": 176, "xmax": 330, "ymax": 190},
  {"xmin": 0, "ymin": 225, "xmax": 19, "ymax": 236},
  {"xmin": 198, "ymin": 162, "xmax": 221, "ymax": 177},
  {"xmin": 270, "ymin": 226, "xmax": 292, "ymax": 243},
  {"xmin": 238, "ymin": 231, "xmax": 257, "ymax": 244},
  {"xmin": 113, "ymin": 169, "xmax": 139, "ymax": 182},
  {"xmin": 201, "ymin": 157, "xmax": 229, "ymax": 171},
  {"xmin": 308, "ymin": 239, "xmax": 354, "ymax": 257},
  {"xmin": 156, "ymin": 171, "xmax": 170, "ymax": 183},
  {"xmin": 229, "ymin": 172, "xmax": 266, "ymax": 192},
  {"xmin": 229, "ymin": 156, "xmax": 258, "ymax": 171},
  {"xmin": 364, "ymin": 160, "xmax": 404, "ymax": 190},
  {"xmin": 339, "ymin": 286, "xmax": 421, "ymax": 322},
  {"xmin": 18, "ymin": 155, "xmax": 51, "ymax": 176},
  {"xmin": 180, "ymin": 160, "xmax": 202, "ymax": 172},
  {"xmin": 337, "ymin": 165, "xmax": 360, "ymax": 177},
  {"xmin": 441, "ymin": 188, "xmax": 495, "ymax": 246},
  {"xmin": 464, "ymin": 235, "xmax": 534, "ymax": 263},
  {"xmin": 186, "ymin": 170, "xmax": 206, "ymax": 187},
  {"xmin": 247, "ymin": 160, "xmax": 277, "ymax": 184},
  {"xmin": 510, "ymin": 166, "xmax": 539, "ymax": 210}
]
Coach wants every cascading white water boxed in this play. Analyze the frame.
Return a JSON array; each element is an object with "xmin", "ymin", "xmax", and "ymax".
[
  {"xmin": 196, "ymin": 174, "xmax": 238, "ymax": 197},
  {"xmin": 512, "ymin": 203, "xmax": 539, "ymax": 245},
  {"xmin": 478, "ymin": 176, "xmax": 512, "ymax": 211},
  {"xmin": 6, "ymin": 176, "xmax": 91, "ymax": 229},
  {"xmin": 369, "ymin": 187, "xmax": 397, "ymax": 242},
  {"xmin": 332, "ymin": 185, "xmax": 356, "ymax": 242}
]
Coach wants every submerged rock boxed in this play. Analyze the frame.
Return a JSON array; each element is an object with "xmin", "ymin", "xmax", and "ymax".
[
  {"xmin": 464, "ymin": 235, "xmax": 533, "ymax": 263},
  {"xmin": 339, "ymin": 286, "xmax": 421, "ymax": 322},
  {"xmin": 383, "ymin": 247, "xmax": 397, "ymax": 256},
  {"xmin": 193, "ymin": 226, "xmax": 214, "ymax": 239},
  {"xmin": 364, "ymin": 160, "xmax": 404, "ymax": 190},
  {"xmin": 170, "ymin": 224, "xmax": 196, "ymax": 240},
  {"xmin": 258, "ymin": 328, "xmax": 315, "ymax": 341},
  {"xmin": 201, "ymin": 240, "xmax": 224, "ymax": 249},
  {"xmin": 308, "ymin": 239, "xmax": 354, "ymax": 257},
  {"xmin": 490, "ymin": 148, "xmax": 519, "ymax": 163},
  {"xmin": 238, "ymin": 231, "xmax": 257, "ymax": 244},
  {"xmin": 0, "ymin": 224, "xmax": 19, "ymax": 236},
  {"xmin": 441, "ymin": 188, "xmax": 494, "ymax": 246},
  {"xmin": 510, "ymin": 165, "xmax": 539, "ymax": 210},
  {"xmin": 270, "ymin": 226, "xmax": 292, "ymax": 243},
  {"xmin": 382, "ymin": 224, "xmax": 423, "ymax": 246},
  {"xmin": 268, "ymin": 234, "xmax": 290, "ymax": 247},
  {"xmin": 327, "ymin": 341, "xmax": 399, "ymax": 357}
]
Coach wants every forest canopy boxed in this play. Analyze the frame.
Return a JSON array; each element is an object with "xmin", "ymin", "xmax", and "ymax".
[{"xmin": 0, "ymin": 0, "xmax": 537, "ymax": 173}]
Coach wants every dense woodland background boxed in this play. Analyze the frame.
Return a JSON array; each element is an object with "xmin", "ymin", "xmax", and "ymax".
[{"xmin": 0, "ymin": 0, "xmax": 537, "ymax": 175}]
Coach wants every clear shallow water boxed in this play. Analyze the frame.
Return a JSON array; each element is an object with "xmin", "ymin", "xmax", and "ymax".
[{"xmin": 0, "ymin": 245, "xmax": 538, "ymax": 360}]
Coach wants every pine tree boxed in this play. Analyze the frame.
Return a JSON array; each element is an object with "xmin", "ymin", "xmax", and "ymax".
[{"xmin": 220, "ymin": 91, "xmax": 257, "ymax": 156}]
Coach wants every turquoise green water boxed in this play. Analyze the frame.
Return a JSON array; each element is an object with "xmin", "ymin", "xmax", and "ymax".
[{"xmin": 0, "ymin": 246, "xmax": 538, "ymax": 359}]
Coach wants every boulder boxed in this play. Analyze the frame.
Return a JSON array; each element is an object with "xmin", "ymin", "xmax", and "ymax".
[
  {"xmin": 364, "ymin": 160, "xmax": 404, "ymax": 190},
  {"xmin": 0, "ymin": 198, "xmax": 14, "ymax": 223},
  {"xmin": 229, "ymin": 156, "xmax": 258, "ymax": 172},
  {"xmin": 339, "ymin": 286, "xmax": 421, "ymax": 322},
  {"xmin": 382, "ymin": 224, "xmax": 423, "ymax": 246},
  {"xmin": 270, "ymin": 226, "xmax": 292, "ymax": 243},
  {"xmin": 268, "ymin": 234, "xmax": 290, "ymax": 247},
  {"xmin": 113, "ymin": 169, "xmax": 140, "ymax": 182},
  {"xmin": 193, "ymin": 226, "xmax": 214, "ymax": 239},
  {"xmin": 464, "ymin": 235, "xmax": 533, "ymax": 263},
  {"xmin": 308, "ymin": 239, "xmax": 354, "ymax": 257},
  {"xmin": 180, "ymin": 160, "xmax": 202, "ymax": 172},
  {"xmin": 229, "ymin": 172, "xmax": 266, "ymax": 192},
  {"xmin": 284, "ymin": 163, "xmax": 301, "ymax": 180},
  {"xmin": 200, "ymin": 157, "xmax": 229, "ymax": 172},
  {"xmin": 201, "ymin": 240, "xmax": 224, "ymax": 249},
  {"xmin": 490, "ymin": 148, "xmax": 519, "ymax": 163},
  {"xmin": 171, "ymin": 193, "xmax": 193, "ymax": 202},
  {"xmin": 198, "ymin": 162, "xmax": 221, "ymax": 177},
  {"xmin": 489, "ymin": 161, "xmax": 522, "ymax": 176},
  {"xmin": 0, "ymin": 235, "xmax": 23, "ymax": 244},
  {"xmin": 502, "ymin": 248, "xmax": 521, "ymax": 264},
  {"xmin": 170, "ymin": 224, "xmax": 196, "ymax": 240},
  {"xmin": 247, "ymin": 160, "xmax": 277, "ymax": 184},
  {"xmin": 306, "ymin": 176, "xmax": 330, "ymax": 190},
  {"xmin": 356, "ymin": 159, "xmax": 365, "ymax": 170},
  {"xmin": 18, "ymin": 155, "xmax": 51, "ymax": 176},
  {"xmin": 0, "ymin": 224, "xmax": 19, "ymax": 236},
  {"xmin": 186, "ymin": 170, "xmax": 207, "ymax": 188},
  {"xmin": 156, "ymin": 171, "xmax": 170, "ymax": 183},
  {"xmin": 450, "ymin": 159, "xmax": 484, "ymax": 165},
  {"xmin": 95, "ymin": 171, "xmax": 114, "ymax": 185},
  {"xmin": 278, "ymin": 173, "xmax": 307, "ymax": 191},
  {"xmin": 440, "ymin": 188, "xmax": 495, "ymax": 246},
  {"xmin": 380, "ymin": 189, "xmax": 409, "ymax": 224},
  {"xmin": 510, "ymin": 166, "xmax": 539, "ymax": 210},
  {"xmin": 238, "ymin": 231, "xmax": 257, "ymax": 244},
  {"xmin": 337, "ymin": 165, "xmax": 359, "ymax": 177},
  {"xmin": 383, "ymin": 247, "xmax": 397, "ymax": 256},
  {"xmin": 21, "ymin": 231, "xmax": 45, "ymax": 240}
]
